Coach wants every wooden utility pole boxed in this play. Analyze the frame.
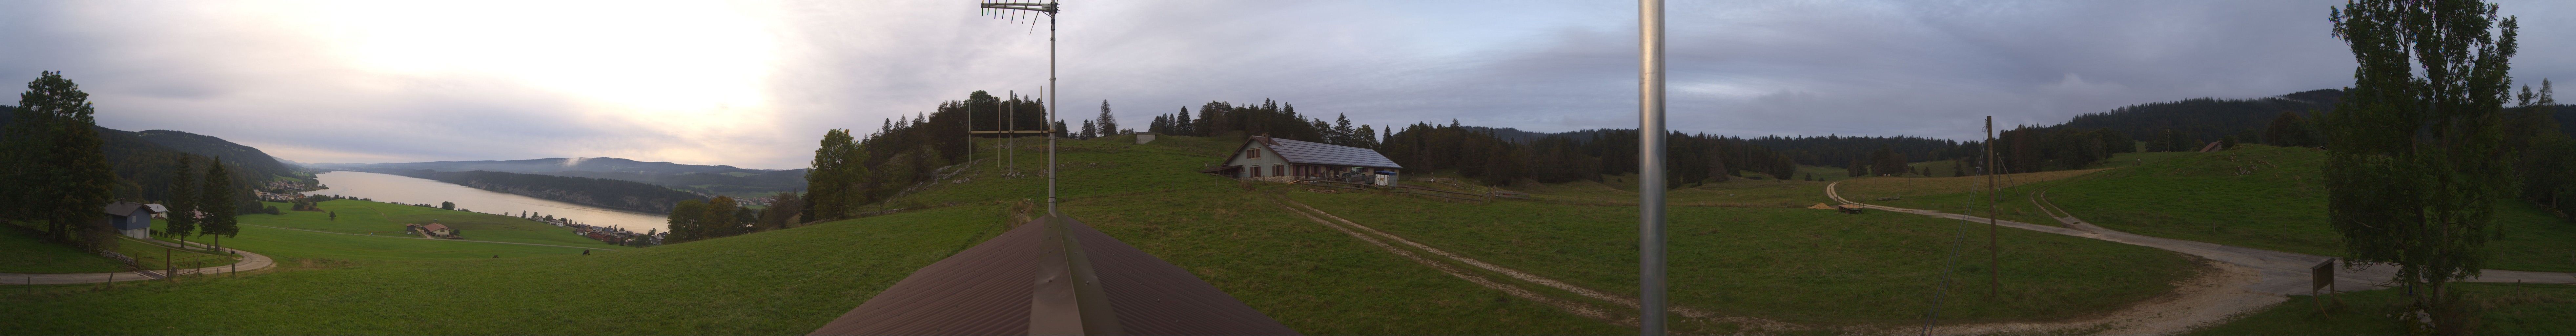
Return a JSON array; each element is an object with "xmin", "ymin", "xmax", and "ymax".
[{"xmin": 1986, "ymin": 116, "xmax": 1999, "ymax": 297}]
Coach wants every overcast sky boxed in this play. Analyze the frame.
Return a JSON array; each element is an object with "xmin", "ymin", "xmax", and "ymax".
[{"xmin": 2, "ymin": 1, "xmax": 2568, "ymax": 170}]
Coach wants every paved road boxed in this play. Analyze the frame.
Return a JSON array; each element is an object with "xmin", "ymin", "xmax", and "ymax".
[
  {"xmin": 1, "ymin": 238, "xmax": 276, "ymax": 285},
  {"xmin": 1824, "ymin": 182, "xmax": 2576, "ymax": 295}
]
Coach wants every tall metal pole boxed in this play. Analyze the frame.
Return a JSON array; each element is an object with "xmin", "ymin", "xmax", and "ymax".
[
  {"xmin": 1046, "ymin": 10, "xmax": 1058, "ymax": 216},
  {"xmin": 1637, "ymin": 0, "xmax": 1667, "ymax": 334},
  {"xmin": 1985, "ymin": 116, "xmax": 1999, "ymax": 297}
]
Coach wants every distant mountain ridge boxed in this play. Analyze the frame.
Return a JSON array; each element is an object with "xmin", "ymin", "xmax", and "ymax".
[
  {"xmin": 308, "ymin": 158, "xmax": 806, "ymax": 197},
  {"xmin": 2055, "ymin": 89, "xmax": 2344, "ymax": 142},
  {"xmin": 124, "ymin": 129, "xmax": 296, "ymax": 179}
]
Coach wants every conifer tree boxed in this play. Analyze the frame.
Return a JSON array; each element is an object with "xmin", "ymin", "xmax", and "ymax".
[
  {"xmin": 1095, "ymin": 100, "xmax": 1117, "ymax": 136},
  {"xmin": 199, "ymin": 157, "xmax": 239, "ymax": 252},
  {"xmin": 1173, "ymin": 107, "xmax": 1193, "ymax": 136},
  {"xmin": 167, "ymin": 155, "xmax": 198, "ymax": 246},
  {"xmin": 1331, "ymin": 114, "xmax": 1356, "ymax": 146}
]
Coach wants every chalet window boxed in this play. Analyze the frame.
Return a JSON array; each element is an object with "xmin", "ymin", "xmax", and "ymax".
[
  {"xmin": 1273, "ymin": 165, "xmax": 1283, "ymax": 177},
  {"xmin": 1247, "ymin": 148, "xmax": 1261, "ymax": 158}
]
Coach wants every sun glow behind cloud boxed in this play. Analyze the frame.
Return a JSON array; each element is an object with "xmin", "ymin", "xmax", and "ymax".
[{"xmin": 280, "ymin": 1, "xmax": 781, "ymax": 136}]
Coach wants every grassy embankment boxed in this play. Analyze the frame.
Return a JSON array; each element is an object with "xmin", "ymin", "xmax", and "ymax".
[
  {"xmin": 2192, "ymin": 283, "xmax": 2576, "ymax": 335},
  {"xmin": 1838, "ymin": 145, "xmax": 2576, "ymax": 272},
  {"xmin": 1283, "ymin": 188, "xmax": 2201, "ymax": 328}
]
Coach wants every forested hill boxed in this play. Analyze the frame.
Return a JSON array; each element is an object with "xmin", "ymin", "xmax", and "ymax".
[
  {"xmin": 1, "ymin": 106, "xmax": 299, "ymax": 181},
  {"xmin": 2059, "ymin": 89, "xmax": 2343, "ymax": 142},
  {"xmin": 122, "ymin": 129, "xmax": 296, "ymax": 180},
  {"xmin": 366, "ymin": 169, "xmax": 701, "ymax": 214},
  {"xmin": 1, "ymin": 105, "xmax": 296, "ymax": 209},
  {"xmin": 308, "ymin": 157, "xmax": 806, "ymax": 197}
]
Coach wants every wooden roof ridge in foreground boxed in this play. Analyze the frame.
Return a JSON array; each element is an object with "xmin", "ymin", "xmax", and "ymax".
[{"xmin": 808, "ymin": 215, "xmax": 1298, "ymax": 336}]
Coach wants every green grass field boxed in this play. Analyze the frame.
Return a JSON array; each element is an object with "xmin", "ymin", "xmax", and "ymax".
[
  {"xmin": 1, "ymin": 223, "xmax": 240, "ymax": 274},
  {"xmin": 0, "ymin": 227, "xmax": 134, "ymax": 273},
  {"xmin": 234, "ymin": 200, "xmax": 626, "ymax": 249},
  {"xmin": 2082, "ymin": 151, "xmax": 2204, "ymax": 169},
  {"xmin": 880, "ymin": 134, "xmax": 1624, "ymax": 333},
  {"xmin": 1062, "ymin": 183, "xmax": 1625, "ymax": 334},
  {"xmin": 2192, "ymin": 283, "xmax": 2576, "ymax": 335},
  {"xmin": 1513, "ymin": 175, "xmax": 1834, "ymax": 208},
  {"xmin": 38, "ymin": 133, "xmax": 2462, "ymax": 334},
  {"xmin": 1283, "ymin": 189, "xmax": 2202, "ymax": 327},
  {"xmin": 0, "ymin": 206, "xmax": 1008, "ymax": 334},
  {"xmin": 3, "ymin": 135, "xmax": 1622, "ymax": 334},
  {"xmin": 2036, "ymin": 144, "xmax": 2576, "ymax": 272},
  {"xmin": 1835, "ymin": 146, "xmax": 2576, "ymax": 272},
  {"xmin": 140, "ymin": 200, "xmax": 624, "ymax": 262}
]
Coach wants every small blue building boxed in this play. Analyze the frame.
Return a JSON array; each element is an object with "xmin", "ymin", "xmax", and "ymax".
[{"xmin": 102, "ymin": 202, "xmax": 159, "ymax": 239}]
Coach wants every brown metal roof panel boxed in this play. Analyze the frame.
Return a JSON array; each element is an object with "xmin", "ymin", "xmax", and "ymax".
[
  {"xmin": 1067, "ymin": 220, "xmax": 1300, "ymax": 335},
  {"xmin": 1260, "ymin": 137, "xmax": 1402, "ymax": 169}
]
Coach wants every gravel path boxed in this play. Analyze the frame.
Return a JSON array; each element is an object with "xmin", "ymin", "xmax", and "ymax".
[{"xmin": 1825, "ymin": 182, "xmax": 2576, "ymax": 334}]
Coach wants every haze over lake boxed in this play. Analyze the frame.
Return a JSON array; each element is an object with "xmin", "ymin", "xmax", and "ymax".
[{"xmin": 304, "ymin": 171, "xmax": 669, "ymax": 233}]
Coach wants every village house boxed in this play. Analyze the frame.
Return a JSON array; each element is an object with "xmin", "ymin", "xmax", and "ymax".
[
  {"xmin": 1200, "ymin": 134, "xmax": 1404, "ymax": 185},
  {"xmin": 145, "ymin": 203, "xmax": 169, "ymax": 219},
  {"xmin": 423, "ymin": 223, "xmax": 453, "ymax": 238},
  {"xmin": 102, "ymin": 201, "xmax": 164, "ymax": 239}
]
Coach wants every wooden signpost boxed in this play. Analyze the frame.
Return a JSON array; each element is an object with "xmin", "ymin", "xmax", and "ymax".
[{"xmin": 2313, "ymin": 258, "xmax": 2337, "ymax": 315}]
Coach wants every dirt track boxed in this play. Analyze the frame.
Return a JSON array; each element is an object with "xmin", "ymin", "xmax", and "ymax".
[{"xmin": 1825, "ymin": 182, "xmax": 2576, "ymax": 334}]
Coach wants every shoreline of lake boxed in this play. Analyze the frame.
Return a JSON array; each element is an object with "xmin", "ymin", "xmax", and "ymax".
[{"xmin": 304, "ymin": 171, "xmax": 670, "ymax": 233}]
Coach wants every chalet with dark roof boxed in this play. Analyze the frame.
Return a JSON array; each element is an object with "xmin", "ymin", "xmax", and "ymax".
[
  {"xmin": 1201, "ymin": 134, "xmax": 1403, "ymax": 184},
  {"xmin": 102, "ymin": 201, "xmax": 161, "ymax": 239}
]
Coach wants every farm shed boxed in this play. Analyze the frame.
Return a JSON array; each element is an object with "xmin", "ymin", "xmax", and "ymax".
[
  {"xmin": 1199, "ymin": 134, "xmax": 1402, "ymax": 184},
  {"xmin": 101, "ymin": 201, "xmax": 161, "ymax": 239}
]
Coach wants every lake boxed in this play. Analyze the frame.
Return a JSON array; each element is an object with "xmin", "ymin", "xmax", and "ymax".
[{"xmin": 304, "ymin": 171, "xmax": 669, "ymax": 233}]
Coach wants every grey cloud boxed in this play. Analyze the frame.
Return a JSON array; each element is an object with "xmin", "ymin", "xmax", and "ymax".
[{"xmin": 4, "ymin": 1, "xmax": 2570, "ymax": 170}]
